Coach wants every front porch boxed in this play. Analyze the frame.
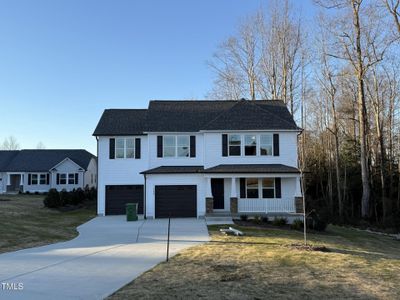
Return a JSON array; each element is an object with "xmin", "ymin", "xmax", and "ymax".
[
  {"xmin": 6, "ymin": 173, "xmax": 24, "ymax": 193},
  {"xmin": 204, "ymin": 172, "xmax": 303, "ymax": 216}
]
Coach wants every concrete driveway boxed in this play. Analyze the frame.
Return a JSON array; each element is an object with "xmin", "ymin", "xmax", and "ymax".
[{"xmin": 0, "ymin": 217, "xmax": 209, "ymax": 300}]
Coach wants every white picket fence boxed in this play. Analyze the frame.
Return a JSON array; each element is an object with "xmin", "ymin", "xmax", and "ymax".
[{"xmin": 238, "ymin": 198, "xmax": 295, "ymax": 213}]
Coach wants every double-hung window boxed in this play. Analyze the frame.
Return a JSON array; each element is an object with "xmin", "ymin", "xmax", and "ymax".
[
  {"xmin": 229, "ymin": 134, "xmax": 241, "ymax": 156},
  {"xmin": 31, "ymin": 174, "xmax": 38, "ymax": 185},
  {"xmin": 39, "ymin": 174, "xmax": 47, "ymax": 185},
  {"xmin": 163, "ymin": 135, "xmax": 190, "ymax": 158},
  {"xmin": 244, "ymin": 135, "xmax": 257, "ymax": 156},
  {"xmin": 60, "ymin": 173, "xmax": 67, "ymax": 185},
  {"xmin": 246, "ymin": 178, "xmax": 259, "ymax": 198},
  {"xmin": 68, "ymin": 174, "xmax": 75, "ymax": 184},
  {"xmin": 115, "ymin": 138, "xmax": 135, "ymax": 159},
  {"xmin": 260, "ymin": 134, "xmax": 273, "ymax": 156},
  {"xmin": 262, "ymin": 178, "xmax": 275, "ymax": 198}
]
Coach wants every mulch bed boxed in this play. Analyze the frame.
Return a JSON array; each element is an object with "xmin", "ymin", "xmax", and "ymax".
[
  {"xmin": 233, "ymin": 219, "xmax": 292, "ymax": 230},
  {"xmin": 287, "ymin": 243, "xmax": 330, "ymax": 252}
]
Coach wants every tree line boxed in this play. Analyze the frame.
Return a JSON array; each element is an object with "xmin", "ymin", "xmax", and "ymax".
[{"xmin": 208, "ymin": 0, "xmax": 400, "ymax": 229}]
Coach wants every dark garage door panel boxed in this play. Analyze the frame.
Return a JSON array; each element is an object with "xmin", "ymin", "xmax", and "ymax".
[
  {"xmin": 155, "ymin": 185, "xmax": 197, "ymax": 218},
  {"xmin": 106, "ymin": 185, "xmax": 144, "ymax": 215}
]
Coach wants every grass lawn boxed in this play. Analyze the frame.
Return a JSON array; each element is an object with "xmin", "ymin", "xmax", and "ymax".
[
  {"xmin": 0, "ymin": 194, "xmax": 96, "ymax": 254},
  {"xmin": 109, "ymin": 223, "xmax": 400, "ymax": 300}
]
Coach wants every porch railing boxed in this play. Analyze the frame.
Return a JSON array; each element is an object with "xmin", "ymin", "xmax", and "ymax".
[{"xmin": 238, "ymin": 198, "xmax": 295, "ymax": 213}]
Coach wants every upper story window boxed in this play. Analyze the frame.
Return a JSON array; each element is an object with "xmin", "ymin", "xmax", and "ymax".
[
  {"xmin": 163, "ymin": 135, "xmax": 190, "ymax": 158},
  {"xmin": 260, "ymin": 134, "xmax": 273, "ymax": 156},
  {"xmin": 229, "ymin": 134, "xmax": 241, "ymax": 156},
  {"xmin": 223, "ymin": 133, "xmax": 278, "ymax": 157},
  {"xmin": 244, "ymin": 135, "xmax": 257, "ymax": 156},
  {"xmin": 116, "ymin": 138, "xmax": 135, "ymax": 159}
]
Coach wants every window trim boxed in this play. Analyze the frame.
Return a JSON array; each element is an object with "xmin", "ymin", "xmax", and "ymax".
[
  {"xmin": 244, "ymin": 178, "xmax": 277, "ymax": 199},
  {"xmin": 115, "ymin": 137, "xmax": 135, "ymax": 159},
  {"xmin": 162, "ymin": 135, "xmax": 191, "ymax": 158},
  {"xmin": 58, "ymin": 173, "xmax": 79, "ymax": 185},
  {"xmin": 228, "ymin": 134, "xmax": 241, "ymax": 156},
  {"xmin": 260, "ymin": 134, "xmax": 274, "ymax": 156},
  {"xmin": 226, "ymin": 133, "xmax": 275, "ymax": 157},
  {"xmin": 29, "ymin": 173, "xmax": 48, "ymax": 185}
]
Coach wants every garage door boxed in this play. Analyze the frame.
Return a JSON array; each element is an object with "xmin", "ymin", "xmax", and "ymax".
[
  {"xmin": 155, "ymin": 185, "xmax": 197, "ymax": 218},
  {"xmin": 105, "ymin": 185, "xmax": 144, "ymax": 215}
]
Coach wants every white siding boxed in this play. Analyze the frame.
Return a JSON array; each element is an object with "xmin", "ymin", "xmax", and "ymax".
[
  {"xmin": 23, "ymin": 173, "xmax": 50, "ymax": 193},
  {"xmin": 96, "ymin": 130, "xmax": 300, "ymax": 216},
  {"xmin": 84, "ymin": 158, "xmax": 97, "ymax": 188},
  {"xmin": 145, "ymin": 174, "xmax": 206, "ymax": 219},
  {"xmin": 148, "ymin": 134, "xmax": 204, "ymax": 168},
  {"xmin": 203, "ymin": 132, "xmax": 298, "ymax": 168},
  {"xmin": 97, "ymin": 136, "xmax": 149, "ymax": 215},
  {"xmin": 49, "ymin": 159, "xmax": 85, "ymax": 192},
  {"xmin": 0, "ymin": 172, "xmax": 5, "ymax": 193}
]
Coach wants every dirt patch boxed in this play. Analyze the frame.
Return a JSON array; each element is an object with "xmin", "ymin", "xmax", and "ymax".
[{"xmin": 287, "ymin": 243, "xmax": 331, "ymax": 252}]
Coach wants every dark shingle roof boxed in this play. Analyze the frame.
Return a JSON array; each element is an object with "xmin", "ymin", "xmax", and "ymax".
[
  {"xmin": 141, "ymin": 166, "xmax": 204, "ymax": 174},
  {"xmin": 203, "ymin": 164, "xmax": 300, "ymax": 174},
  {"xmin": 0, "ymin": 150, "xmax": 96, "ymax": 172},
  {"xmin": 93, "ymin": 100, "xmax": 299, "ymax": 135},
  {"xmin": 0, "ymin": 151, "xmax": 19, "ymax": 170},
  {"xmin": 93, "ymin": 109, "xmax": 147, "ymax": 136}
]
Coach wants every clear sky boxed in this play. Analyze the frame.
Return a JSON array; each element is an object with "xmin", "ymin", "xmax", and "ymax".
[{"xmin": 0, "ymin": 0, "xmax": 315, "ymax": 154}]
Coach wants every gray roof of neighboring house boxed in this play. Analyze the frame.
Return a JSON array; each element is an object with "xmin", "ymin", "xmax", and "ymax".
[
  {"xmin": 203, "ymin": 164, "xmax": 300, "ymax": 174},
  {"xmin": 0, "ymin": 150, "xmax": 96, "ymax": 172},
  {"xmin": 93, "ymin": 100, "xmax": 300, "ymax": 135},
  {"xmin": 141, "ymin": 166, "xmax": 204, "ymax": 175},
  {"xmin": 0, "ymin": 151, "xmax": 19, "ymax": 171},
  {"xmin": 141, "ymin": 164, "xmax": 299, "ymax": 175}
]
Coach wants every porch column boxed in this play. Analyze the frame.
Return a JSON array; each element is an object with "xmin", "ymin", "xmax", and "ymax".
[
  {"xmin": 6, "ymin": 174, "xmax": 10, "ymax": 186},
  {"xmin": 20, "ymin": 174, "xmax": 23, "ymax": 186},
  {"xmin": 294, "ymin": 175, "xmax": 304, "ymax": 213},
  {"xmin": 230, "ymin": 177, "xmax": 238, "ymax": 214},
  {"xmin": 205, "ymin": 177, "xmax": 213, "ymax": 214}
]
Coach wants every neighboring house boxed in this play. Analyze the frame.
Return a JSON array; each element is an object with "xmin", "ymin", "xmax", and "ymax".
[
  {"xmin": 0, "ymin": 150, "xmax": 97, "ymax": 193},
  {"xmin": 93, "ymin": 99, "xmax": 303, "ymax": 219}
]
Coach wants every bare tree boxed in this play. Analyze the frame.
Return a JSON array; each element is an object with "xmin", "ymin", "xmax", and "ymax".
[
  {"xmin": 1, "ymin": 136, "xmax": 20, "ymax": 150},
  {"xmin": 383, "ymin": 0, "xmax": 400, "ymax": 36},
  {"xmin": 317, "ymin": 0, "xmax": 393, "ymax": 218},
  {"xmin": 36, "ymin": 142, "xmax": 46, "ymax": 149}
]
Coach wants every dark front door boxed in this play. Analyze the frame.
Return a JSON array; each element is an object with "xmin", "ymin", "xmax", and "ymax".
[
  {"xmin": 211, "ymin": 178, "xmax": 224, "ymax": 209},
  {"xmin": 155, "ymin": 185, "xmax": 197, "ymax": 218},
  {"xmin": 105, "ymin": 185, "xmax": 144, "ymax": 215}
]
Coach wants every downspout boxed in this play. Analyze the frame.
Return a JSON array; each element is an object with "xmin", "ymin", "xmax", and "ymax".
[{"xmin": 144, "ymin": 174, "xmax": 147, "ymax": 219}]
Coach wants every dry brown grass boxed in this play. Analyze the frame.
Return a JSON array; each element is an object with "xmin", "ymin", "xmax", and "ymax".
[
  {"xmin": 109, "ymin": 224, "xmax": 400, "ymax": 300},
  {"xmin": 0, "ymin": 194, "xmax": 95, "ymax": 254}
]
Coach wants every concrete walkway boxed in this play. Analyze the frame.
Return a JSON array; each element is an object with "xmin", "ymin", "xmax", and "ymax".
[{"xmin": 0, "ymin": 217, "xmax": 209, "ymax": 300}]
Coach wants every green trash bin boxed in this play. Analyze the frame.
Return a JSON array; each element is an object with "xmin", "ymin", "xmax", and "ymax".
[{"xmin": 126, "ymin": 203, "xmax": 138, "ymax": 221}]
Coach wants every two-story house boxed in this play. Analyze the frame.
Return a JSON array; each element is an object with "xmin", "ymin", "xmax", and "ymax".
[{"xmin": 93, "ymin": 100, "xmax": 303, "ymax": 220}]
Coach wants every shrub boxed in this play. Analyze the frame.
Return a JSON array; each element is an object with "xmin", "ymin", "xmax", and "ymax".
[
  {"xmin": 43, "ymin": 189, "xmax": 61, "ymax": 208},
  {"xmin": 272, "ymin": 217, "xmax": 288, "ymax": 226},
  {"xmin": 307, "ymin": 211, "xmax": 328, "ymax": 231},
  {"xmin": 240, "ymin": 214, "xmax": 248, "ymax": 221},
  {"xmin": 253, "ymin": 215, "xmax": 262, "ymax": 224},
  {"xmin": 291, "ymin": 219, "xmax": 304, "ymax": 231},
  {"xmin": 59, "ymin": 189, "xmax": 72, "ymax": 206},
  {"xmin": 70, "ymin": 188, "xmax": 85, "ymax": 205},
  {"xmin": 262, "ymin": 216, "xmax": 269, "ymax": 223}
]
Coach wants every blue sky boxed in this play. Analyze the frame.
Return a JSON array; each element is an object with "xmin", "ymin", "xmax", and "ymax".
[{"xmin": 0, "ymin": 0, "xmax": 315, "ymax": 154}]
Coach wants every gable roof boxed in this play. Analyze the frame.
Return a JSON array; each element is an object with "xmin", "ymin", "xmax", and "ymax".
[
  {"xmin": 93, "ymin": 99, "xmax": 300, "ymax": 135},
  {"xmin": 0, "ymin": 150, "xmax": 96, "ymax": 172}
]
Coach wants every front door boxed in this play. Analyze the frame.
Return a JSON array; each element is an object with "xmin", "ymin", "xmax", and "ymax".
[{"xmin": 212, "ymin": 178, "xmax": 224, "ymax": 209}]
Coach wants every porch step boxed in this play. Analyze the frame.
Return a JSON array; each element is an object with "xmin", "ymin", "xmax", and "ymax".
[{"xmin": 205, "ymin": 214, "xmax": 234, "ymax": 225}]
